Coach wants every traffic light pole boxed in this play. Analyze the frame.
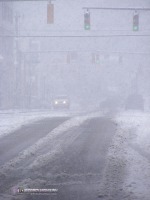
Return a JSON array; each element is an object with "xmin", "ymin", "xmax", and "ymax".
[
  {"xmin": 82, "ymin": 7, "xmax": 150, "ymax": 31},
  {"xmin": 82, "ymin": 7, "xmax": 150, "ymax": 11},
  {"xmin": 0, "ymin": 0, "xmax": 51, "ymax": 1}
]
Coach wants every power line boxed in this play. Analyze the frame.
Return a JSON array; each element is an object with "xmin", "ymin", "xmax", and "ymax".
[
  {"xmin": 22, "ymin": 50, "xmax": 150, "ymax": 55},
  {"xmin": 25, "ymin": 29, "xmax": 150, "ymax": 32},
  {"xmin": 1, "ymin": 34, "xmax": 150, "ymax": 38}
]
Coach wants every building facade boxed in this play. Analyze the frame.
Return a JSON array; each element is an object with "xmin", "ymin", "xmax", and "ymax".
[{"xmin": 0, "ymin": 2, "xmax": 14, "ymax": 109}]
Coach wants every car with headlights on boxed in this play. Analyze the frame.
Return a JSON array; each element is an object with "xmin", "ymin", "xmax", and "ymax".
[{"xmin": 52, "ymin": 95, "xmax": 70, "ymax": 109}]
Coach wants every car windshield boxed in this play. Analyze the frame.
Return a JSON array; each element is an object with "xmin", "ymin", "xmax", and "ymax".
[
  {"xmin": 0, "ymin": 1, "xmax": 150, "ymax": 200},
  {"xmin": 56, "ymin": 96, "xmax": 68, "ymax": 99}
]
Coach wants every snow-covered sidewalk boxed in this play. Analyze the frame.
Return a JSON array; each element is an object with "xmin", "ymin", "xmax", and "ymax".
[
  {"xmin": 99, "ymin": 111, "xmax": 150, "ymax": 200},
  {"xmin": 116, "ymin": 111, "xmax": 150, "ymax": 157},
  {"xmin": 0, "ymin": 110, "xmax": 70, "ymax": 139},
  {"xmin": 115, "ymin": 111, "xmax": 150, "ymax": 200}
]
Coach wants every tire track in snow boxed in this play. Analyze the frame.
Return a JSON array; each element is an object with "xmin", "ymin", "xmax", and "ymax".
[{"xmin": 0, "ymin": 116, "xmax": 91, "ymax": 175}]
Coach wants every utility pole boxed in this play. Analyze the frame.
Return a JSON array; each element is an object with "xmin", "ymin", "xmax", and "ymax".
[
  {"xmin": 14, "ymin": 13, "xmax": 21, "ymax": 107},
  {"xmin": 14, "ymin": 13, "xmax": 20, "ymax": 65}
]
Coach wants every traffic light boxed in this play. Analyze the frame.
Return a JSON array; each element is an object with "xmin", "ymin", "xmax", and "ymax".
[
  {"xmin": 133, "ymin": 12, "xmax": 139, "ymax": 31},
  {"xmin": 84, "ymin": 10, "xmax": 90, "ymax": 30},
  {"xmin": 47, "ymin": 3, "xmax": 54, "ymax": 24},
  {"xmin": 92, "ymin": 53, "xmax": 100, "ymax": 64}
]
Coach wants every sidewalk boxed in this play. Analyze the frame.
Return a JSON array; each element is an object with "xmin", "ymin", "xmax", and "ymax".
[
  {"xmin": 99, "ymin": 110, "xmax": 150, "ymax": 200},
  {"xmin": 0, "ymin": 109, "xmax": 69, "ymax": 139}
]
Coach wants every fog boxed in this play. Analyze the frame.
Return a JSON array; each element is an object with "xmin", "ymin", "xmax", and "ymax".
[
  {"xmin": 1, "ymin": 1, "xmax": 150, "ymax": 200},
  {"xmin": 0, "ymin": 0, "xmax": 150, "ymax": 112}
]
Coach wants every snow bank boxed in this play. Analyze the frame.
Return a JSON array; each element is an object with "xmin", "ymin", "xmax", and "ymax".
[
  {"xmin": 0, "ymin": 110, "xmax": 70, "ymax": 139},
  {"xmin": 116, "ymin": 111, "xmax": 150, "ymax": 155},
  {"xmin": 115, "ymin": 111, "xmax": 150, "ymax": 200},
  {"xmin": 99, "ymin": 111, "xmax": 150, "ymax": 200}
]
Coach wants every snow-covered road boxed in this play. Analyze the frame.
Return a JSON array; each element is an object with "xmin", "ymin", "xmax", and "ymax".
[
  {"xmin": 0, "ymin": 112, "xmax": 112, "ymax": 200},
  {"xmin": 0, "ymin": 110, "xmax": 150, "ymax": 200}
]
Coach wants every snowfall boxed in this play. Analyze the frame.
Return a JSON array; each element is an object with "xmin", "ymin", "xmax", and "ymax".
[{"xmin": 0, "ymin": 109, "xmax": 150, "ymax": 200}]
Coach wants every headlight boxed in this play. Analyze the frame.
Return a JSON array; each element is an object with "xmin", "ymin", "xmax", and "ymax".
[
  {"xmin": 55, "ymin": 101, "xmax": 58, "ymax": 104},
  {"xmin": 63, "ymin": 101, "xmax": 66, "ymax": 104}
]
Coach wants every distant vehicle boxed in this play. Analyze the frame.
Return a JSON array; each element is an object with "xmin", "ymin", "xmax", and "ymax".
[
  {"xmin": 52, "ymin": 95, "xmax": 70, "ymax": 109},
  {"xmin": 100, "ymin": 95, "xmax": 123, "ymax": 113},
  {"xmin": 125, "ymin": 94, "xmax": 144, "ymax": 111}
]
